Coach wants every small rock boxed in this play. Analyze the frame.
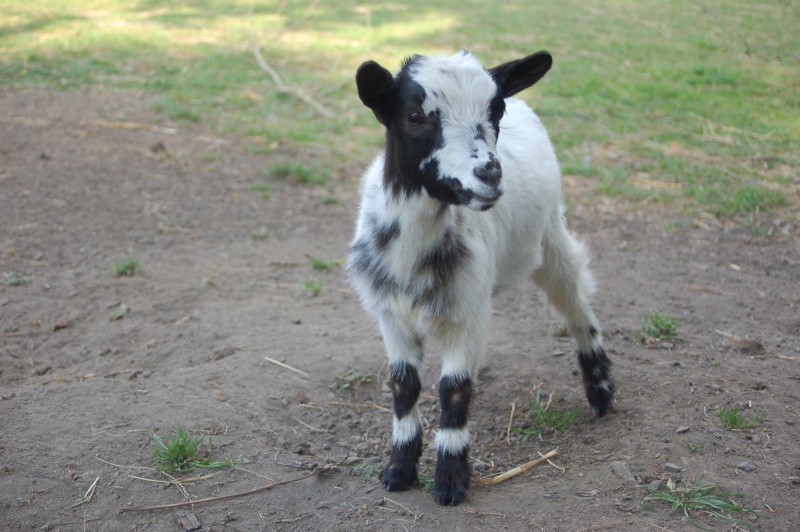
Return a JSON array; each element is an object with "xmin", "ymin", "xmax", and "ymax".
[
  {"xmin": 751, "ymin": 434, "xmax": 761, "ymax": 444},
  {"xmin": 611, "ymin": 461, "xmax": 637, "ymax": 484},
  {"xmin": 676, "ymin": 426, "xmax": 690, "ymax": 434},
  {"xmin": 664, "ymin": 463, "xmax": 683, "ymax": 473},
  {"xmin": 786, "ymin": 420, "xmax": 796, "ymax": 426},
  {"xmin": 345, "ymin": 456, "xmax": 361, "ymax": 465},
  {"xmin": 737, "ymin": 461, "xmax": 755, "ymax": 473},
  {"xmin": 176, "ymin": 510, "xmax": 201, "ymax": 531},
  {"xmin": 648, "ymin": 480, "xmax": 662, "ymax": 491}
]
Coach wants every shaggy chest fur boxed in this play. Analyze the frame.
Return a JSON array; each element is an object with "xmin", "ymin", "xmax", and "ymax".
[{"xmin": 348, "ymin": 180, "xmax": 487, "ymax": 323}]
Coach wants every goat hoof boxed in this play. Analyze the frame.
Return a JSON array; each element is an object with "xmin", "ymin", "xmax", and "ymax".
[
  {"xmin": 433, "ymin": 482, "xmax": 468, "ymax": 506},
  {"xmin": 587, "ymin": 379, "xmax": 614, "ymax": 417},
  {"xmin": 433, "ymin": 451, "xmax": 470, "ymax": 506},
  {"xmin": 380, "ymin": 463, "xmax": 417, "ymax": 492}
]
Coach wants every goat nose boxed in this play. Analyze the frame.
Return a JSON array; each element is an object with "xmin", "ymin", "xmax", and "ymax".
[{"xmin": 474, "ymin": 159, "xmax": 502, "ymax": 185}]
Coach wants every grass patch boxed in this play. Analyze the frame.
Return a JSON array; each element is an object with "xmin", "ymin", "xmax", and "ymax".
[
  {"xmin": 308, "ymin": 256, "xmax": 332, "ymax": 270},
  {"xmin": 717, "ymin": 406, "xmax": 764, "ymax": 430},
  {"xmin": 112, "ymin": 256, "xmax": 141, "ymax": 277},
  {"xmin": 641, "ymin": 309, "xmax": 680, "ymax": 341},
  {"xmin": 1, "ymin": 1, "xmax": 796, "ymax": 220},
  {"xmin": 150, "ymin": 425, "xmax": 233, "ymax": 473},
  {"xmin": 335, "ymin": 369, "xmax": 372, "ymax": 390},
  {"xmin": 269, "ymin": 162, "xmax": 329, "ymax": 186},
  {"xmin": 352, "ymin": 463, "xmax": 380, "ymax": 479},
  {"xmin": 514, "ymin": 389, "xmax": 580, "ymax": 441},
  {"xmin": 5, "ymin": 272, "xmax": 27, "ymax": 286},
  {"xmin": 642, "ymin": 474, "xmax": 757, "ymax": 530},
  {"xmin": 302, "ymin": 279, "xmax": 322, "ymax": 297},
  {"xmin": 250, "ymin": 181, "xmax": 272, "ymax": 199}
]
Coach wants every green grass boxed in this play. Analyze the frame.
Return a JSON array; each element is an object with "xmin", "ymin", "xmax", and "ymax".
[
  {"xmin": 352, "ymin": 463, "xmax": 380, "ymax": 479},
  {"xmin": 641, "ymin": 309, "xmax": 680, "ymax": 341},
  {"xmin": 514, "ymin": 389, "xmax": 580, "ymax": 441},
  {"xmin": 150, "ymin": 425, "xmax": 233, "ymax": 473},
  {"xmin": 334, "ymin": 369, "xmax": 372, "ymax": 390},
  {"xmin": 1, "ymin": 1, "xmax": 797, "ymax": 219},
  {"xmin": 308, "ymin": 256, "xmax": 332, "ymax": 270},
  {"xmin": 717, "ymin": 405, "xmax": 765, "ymax": 430},
  {"xmin": 112, "ymin": 256, "xmax": 141, "ymax": 277},
  {"xmin": 302, "ymin": 279, "xmax": 322, "ymax": 297},
  {"xmin": 250, "ymin": 181, "xmax": 273, "ymax": 199},
  {"xmin": 642, "ymin": 474, "xmax": 757, "ymax": 530}
]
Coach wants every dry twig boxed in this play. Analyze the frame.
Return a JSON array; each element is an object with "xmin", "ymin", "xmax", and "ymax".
[
  {"xmin": 119, "ymin": 464, "xmax": 334, "ymax": 513},
  {"xmin": 474, "ymin": 449, "xmax": 559, "ymax": 486},
  {"xmin": 264, "ymin": 356, "xmax": 309, "ymax": 377}
]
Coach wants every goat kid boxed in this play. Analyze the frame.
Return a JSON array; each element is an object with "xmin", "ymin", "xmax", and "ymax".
[{"xmin": 347, "ymin": 51, "xmax": 614, "ymax": 506}]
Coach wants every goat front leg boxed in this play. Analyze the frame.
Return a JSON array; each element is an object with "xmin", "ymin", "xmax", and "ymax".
[
  {"xmin": 378, "ymin": 317, "xmax": 424, "ymax": 491},
  {"xmin": 433, "ymin": 319, "xmax": 487, "ymax": 506}
]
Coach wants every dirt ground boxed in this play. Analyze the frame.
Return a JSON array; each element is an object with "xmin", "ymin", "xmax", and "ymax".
[{"xmin": 1, "ymin": 88, "xmax": 798, "ymax": 531}]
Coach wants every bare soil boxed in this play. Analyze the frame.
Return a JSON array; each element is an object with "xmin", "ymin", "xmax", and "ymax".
[{"xmin": 1, "ymin": 89, "xmax": 799, "ymax": 531}]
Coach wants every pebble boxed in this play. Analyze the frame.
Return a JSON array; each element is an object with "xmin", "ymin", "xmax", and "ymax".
[
  {"xmin": 750, "ymin": 434, "xmax": 761, "ymax": 444},
  {"xmin": 664, "ymin": 463, "xmax": 683, "ymax": 472},
  {"xmin": 676, "ymin": 426, "xmax": 690, "ymax": 433},
  {"xmin": 737, "ymin": 461, "xmax": 755, "ymax": 473},
  {"xmin": 648, "ymin": 480, "xmax": 662, "ymax": 491},
  {"xmin": 611, "ymin": 461, "xmax": 637, "ymax": 484},
  {"xmin": 345, "ymin": 456, "xmax": 361, "ymax": 465}
]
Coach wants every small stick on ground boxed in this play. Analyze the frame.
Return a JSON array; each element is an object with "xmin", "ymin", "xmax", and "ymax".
[
  {"xmin": 264, "ymin": 356, "xmax": 310, "ymax": 377},
  {"xmin": 474, "ymin": 449, "xmax": 559, "ymax": 486},
  {"xmin": 538, "ymin": 450, "xmax": 566, "ymax": 474},
  {"xmin": 505, "ymin": 401, "xmax": 516, "ymax": 444},
  {"xmin": 119, "ymin": 464, "xmax": 334, "ymax": 513}
]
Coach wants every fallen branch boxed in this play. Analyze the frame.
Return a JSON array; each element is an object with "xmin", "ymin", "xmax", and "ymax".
[
  {"xmin": 474, "ymin": 449, "xmax": 559, "ymax": 486},
  {"xmin": 119, "ymin": 464, "xmax": 334, "ymax": 513}
]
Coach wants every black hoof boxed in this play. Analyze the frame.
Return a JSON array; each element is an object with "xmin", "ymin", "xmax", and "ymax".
[
  {"xmin": 380, "ymin": 461, "xmax": 418, "ymax": 492},
  {"xmin": 586, "ymin": 378, "xmax": 614, "ymax": 417},
  {"xmin": 433, "ymin": 449, "xmax": 470, "ymax": 506}
]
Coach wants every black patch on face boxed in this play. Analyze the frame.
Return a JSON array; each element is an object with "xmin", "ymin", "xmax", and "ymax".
[
  {"xmin": 488, "ymin": 93, "xmax": 506, "ymax": 136},
  {"xmin": 379, "ymin": 61, "xmax": 450, "ymax": 200},
  {"xmin": 389, "ymin": 362, "xmax": 422, "ymax": 419},
  {"xmin": 438, "ymin": 375, "xmax": 472, "ymax": 429},
  {"xmin": 474, "ymin": 125, "xmax": 486, "ymax": 142}
]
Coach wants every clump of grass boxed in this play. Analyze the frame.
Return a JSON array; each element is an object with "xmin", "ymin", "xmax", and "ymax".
[
  {"xmin": 202, "ymin": 266, "xmax": 219, "ymax": 287},
  {"xmin": 642, "ymin": 473, "xmax": 757, "ymax": 530},
  {"xmin": 309, "ymin": 256, "xmax": 332, "ymax": 270},
  {"xmin": 5, "ymin": 272, "xmax": 27, "ymax": 286},
  {"xmin": 353, "ymin": 463, "xmax": 380, "ymax": 479},
  {"xmin": 250, "ymin": 181, "xmax": 272, "ymax": 199},
  {"xmin": 717, "ymin": 406, "xmax": 764, "ymax": 430},
  {"xmin": 335, "ymin": 369, "xmax": 373, "ymax": 390},
  {"xmin": 641, "ymin": 309, "xmax": 679, "ymax": 341},
  {"xmin": 303, "ymin": 279, "xmax": 322, "ymax": 297},
  {"xmin": 150, "ymin": 425, "xmax": 233, "ymax": 473},
  {"xmin": 270, "ymin": 162, "xmax": 329, "ymax": 186},
  {"xmin": 112, "ymin": 256, "xmax": 141, "ymax": 277},
  {"xmin": 514, "ymin": 389, "xmax": 580, "ymax": 441},
  {"xmin": 251, "ymin": 229, "xmax": 270, "ymax": 240}
]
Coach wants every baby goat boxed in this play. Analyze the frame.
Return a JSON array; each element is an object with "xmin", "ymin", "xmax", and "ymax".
[{"xmin": 347, "ymin": 50, "xmax": 614, "ymax": 506}]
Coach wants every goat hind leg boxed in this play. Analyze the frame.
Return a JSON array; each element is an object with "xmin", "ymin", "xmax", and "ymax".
[{"xmin": 533, "ymin": 220, "xmax": 614, "ymax": 417}]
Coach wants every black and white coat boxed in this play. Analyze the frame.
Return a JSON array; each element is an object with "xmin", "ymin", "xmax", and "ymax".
[{"xmin": 347, "ymin": 51, "xmax": 614, "ymax": 506}]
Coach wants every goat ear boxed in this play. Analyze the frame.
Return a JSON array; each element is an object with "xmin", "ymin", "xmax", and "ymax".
[
  {"xmin": 356, "ymin": 61, "xmax": 395, "ymax": 126},
  {"xmin": 489, "ymin": 51, "xmax": 553, "ymax": 98}
]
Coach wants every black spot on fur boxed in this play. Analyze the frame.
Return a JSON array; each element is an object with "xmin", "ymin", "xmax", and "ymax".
[
  {"xmin": 474, "ymin": 125, "xmax": 486, "ymax": 142},
  {"xmin": 381, "ymin": 432, "xmax": 423, "ymax": 492},
  {"xmin": 577, "ymin": 346, "xmax": 614, "ymax": 417},
  {"xmin": 412, "ymin": 228, "xmax": 471, "ymax": 314},
  {"xmin": 374, "ymin": 219, "xmax": 400, "ymax": 251},
  {"xmin": 348, "ymin": 239, "xmax": 399, "ymax": 297},
  {"xmin": 438, "ymin": 375, "xmax": 472, "ymax": 429},
  {"xmin": 433, "ymin": 446, "xmax": 470, "ymax": 506},
  {"xmin": 389, "ymin": 362, "xmax": 422, "ymax": 419}
]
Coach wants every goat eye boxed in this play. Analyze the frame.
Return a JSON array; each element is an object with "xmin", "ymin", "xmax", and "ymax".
[{"xmin": 406, "ymin": 111, "xmax": 425, "ymax": 127}]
